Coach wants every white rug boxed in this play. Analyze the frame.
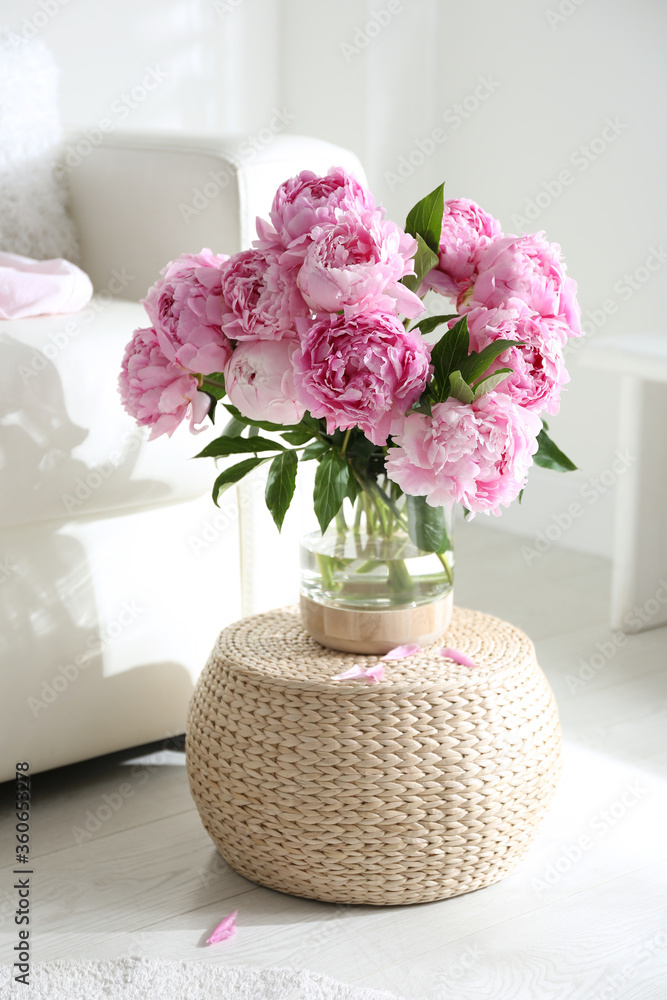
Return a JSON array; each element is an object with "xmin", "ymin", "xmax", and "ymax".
[{"xmin": 1, "ymin": 956, "xmax": 402, "ymax": 999}]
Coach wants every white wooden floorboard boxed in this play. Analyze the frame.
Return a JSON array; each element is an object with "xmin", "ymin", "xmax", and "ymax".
[
  {"xmin": 355, "ymin": 868, "xmax": 667, "ymax": 999},
  {"xmin": 1, "ymin": 526, "xmax": 665, "ymax": 998},
  {"xmin": 0, "ymin": 748, "xmax": 195, "ymax": 861}
]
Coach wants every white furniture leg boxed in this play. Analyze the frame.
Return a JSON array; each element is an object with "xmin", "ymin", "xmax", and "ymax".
[{"xmin": 612, "ymin": 376, "xmax": 667, "ymax": 632}]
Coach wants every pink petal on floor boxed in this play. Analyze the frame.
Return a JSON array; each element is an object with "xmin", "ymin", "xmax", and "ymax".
[
  {"xmin": 206, "ymin": 909, "xmax": 238, "ymax": 945},
  {"xmin": 381, "ymin": 643, "xmax": 421, "ymax": 660},
  {"xmin": 439, "ymin": 647, "xmax": 477, "ymax": 668}
]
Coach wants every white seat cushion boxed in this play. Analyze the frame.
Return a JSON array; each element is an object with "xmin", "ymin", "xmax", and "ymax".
[{"xmin": 0, "ymin": 298, "xmax": 219, "ymax": 529}]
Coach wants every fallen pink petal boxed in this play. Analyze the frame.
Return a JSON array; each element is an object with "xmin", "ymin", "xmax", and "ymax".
[
  {"xmin": 332, "ymin": 664, "xmax": 385, "ymax": 683},
  {"xmin": 206, "ymin": 909, "xmax": 238, "ymax": 945},
  {"xmin": 364, "ymin": 663, "xmax": 385, "ymax": 683},
  {"xmin": 332, "ymin": 665, "xmax": 368, "ymax": 681},
  {"xmin": 381, "ymin": 643, "xmax": 421, "ymax": 660},
  {"xmin": 439, "ymin": 647, "xmax": 478, "ymax": 668}
]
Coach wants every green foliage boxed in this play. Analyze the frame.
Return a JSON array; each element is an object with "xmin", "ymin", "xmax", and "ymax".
[
  {"xmin": 447, "ymin": 370, "xmax": 474, "ymax": 404},
  {"xmin": 428, "ymin": 315, "xmax": 470, "ymax": 402},
  {"xmin": 420, "ymin": 316, "xmax": 520, "ymax": 408},
  {"xmin": 221, "ymin": 415, "xmax": 246, "ymax": 438},
  {"xmin": 211, "ymin": 456, "xmax": 269, "ymax": 505},
  {"xmin": 459, "ymin": 339, "xmax": 522, "ymax": 385},
  {"xmin": 402, "ymin": 234, "xmax": 439, "ymax": 293},
  {"xmin": 472, "ymin": 368, "xmax": 513, "ymax": 398},
  {"xmin": 405, "ymin": 495, "xmax": 451, "ymax": 553},
  {"xmin": 301, "ymin": 440, "xmax": 329, "ymax": 462},
  {"xmin": 195, "ymin": 435, "xmax": 285, "ymax": 459},
  {"xmin": 410, "ymin": 314, "xmax": 458, "ymax": 336},
  {"xmin": 265, "ymin": 450, "xmax": 298, "ymax": 530},
  {"xmin": 534, "ymin": 428, "xmax": 578, "ymax": 472},
  {"xmin": 199, "ymin": 373, "xmax": 226, "ymax": 424},
  {"xmin": 281, "ymin": 425, "xmax": 315, "ymax": 446},
  {"xmin": 222, "ymin": 403, "xmax": 301, "ymax": 433},
  {"xmin": 313, "ymin": 450, "xmax": 351, "ymax": 533},
  {"xmin": 405, "ymin": 182, "xmax": 445, "ymax": 254}
]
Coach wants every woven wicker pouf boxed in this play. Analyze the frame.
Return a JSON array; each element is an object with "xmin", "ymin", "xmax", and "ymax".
[{"xmin": 186, "ymin": 606, "xmax": 561, "ymax": 906}]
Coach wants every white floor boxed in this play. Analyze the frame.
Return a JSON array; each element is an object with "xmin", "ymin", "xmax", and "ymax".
[{"xmin": 1, "ymin": 522, "xmax": 666, "ymax": 999}]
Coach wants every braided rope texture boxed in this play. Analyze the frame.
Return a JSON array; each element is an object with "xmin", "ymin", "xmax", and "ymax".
[{"xmin": 186, "ymin": 606, "xmax": 562, "ymax": 905}]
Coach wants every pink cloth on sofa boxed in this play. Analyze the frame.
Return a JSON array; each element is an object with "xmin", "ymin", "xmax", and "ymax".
[{"xmin": 0, "ymin": 251, "xmax": 93, "ymax": 319}]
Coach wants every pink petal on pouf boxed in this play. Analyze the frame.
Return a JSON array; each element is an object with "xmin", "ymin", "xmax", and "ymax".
[
  {"xmin": 206, "ymin": 909, "xmax": 238, "ymax": 945},
  {"xmin": 333, "ymin": 665, "xmax": 368, "ymax": 681},
  {"xmin": 381, "ymin": 643, "xmax": 421, "ymax": 660},
  {"xmin": 439, "ymin": 647, "xmax": 478, "ymax": 668},
  {"xmin": 332, "ymin": 664, "xmax": 385, "ymax": 683}
]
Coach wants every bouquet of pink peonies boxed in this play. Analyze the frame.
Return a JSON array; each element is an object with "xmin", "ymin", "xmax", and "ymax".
[{"xmin": 119, "ymin": 170, "xmax": 579, "ymax": 606}]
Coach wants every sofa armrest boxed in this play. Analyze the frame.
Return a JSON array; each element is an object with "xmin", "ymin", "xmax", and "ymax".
[{"xmin": 65, "ymin": 131, "xmax": 366, "ymax": 300}]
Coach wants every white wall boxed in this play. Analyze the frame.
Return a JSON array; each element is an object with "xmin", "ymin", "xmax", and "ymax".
[{"xmin": 5, "ymin": 0, "xmax": 666, "ymax": 559}]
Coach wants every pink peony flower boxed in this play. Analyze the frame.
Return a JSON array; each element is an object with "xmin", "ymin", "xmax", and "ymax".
[
  {"xmin": 224, "ymin": 339, "xmax": 306, "ymax": 425},
  {"xmin": 469, "ymin": 233, "xmax": 582, "ymax": 336},
  {"xmin": 141, "ymin": 249, "xmax": 232, "ymax": 375},
  {"xmin": 293, "ymin": 311, "xmax": 432, "ymax": 446},
  {"xmin": 296, "ymin": 210, "xmax": 424, "ymax": 319},
  {"xmin": 119, "ymin": 327, "xmax": 210, "ymax": 440},
  {"xmin": 386, "ymin": 392, "xmax": 541, "ymax": 515},
  {"xmin": 269, "ymin": 166, "xmax": 377, "ymax": 247},
  {"xmin": 424, "ymin": 198, "xmax": 502, "ymax": 299},
  {"xmin": 221, "ymin": 248, "xmax": 309, "ymax": 341},
  {"xmin": 466, "ymin": 300, "xmax": 570, "ymax": 416}
]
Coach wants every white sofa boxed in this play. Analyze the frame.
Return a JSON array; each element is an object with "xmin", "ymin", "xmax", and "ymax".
[{"xmin": 0, "ymin": 132, "xmax": 365, "ymax": 780}]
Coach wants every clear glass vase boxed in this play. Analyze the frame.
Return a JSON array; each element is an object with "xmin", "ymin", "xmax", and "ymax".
[{"xmin": 299, "ymin": 485, "xmax": 454, "ymax": 654}]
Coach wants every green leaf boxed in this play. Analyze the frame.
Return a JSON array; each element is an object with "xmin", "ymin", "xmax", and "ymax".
[
  {"xmin": 472, "ymin": 368, "xmax": 513, "ymax": 398},
  {"xmin": 265, "ymin": 450, "xmax": 298, "ymax": 531},
  {"xmin": 363, "ymin": 475, "xmax": 402, "ymax": 519},
  {"xmin": 411, "ymin": 396, "xmax": 433, "ymax": 417},
  {"xmin": 533, "ymin": 428, "xmax": 578, "ymax": 473},
  {"xmin": 313, "ymin": 451, "xmax": 350, "ymax": 533},
  {"xmin": 345, "ymin": 471, "xmax": 359, "ymax": 505},
  {"xmin": 211, "ymin": 456, "xmax": 269, "ymax": 505},
  {"xmin": 301, "ymin": 413, "xmax": 324, "ymax": 434},
  {"xmin": 405, "ymin": 182, "xmax": 445, "ymax": 253},
  {"xmin": 410, "ymin": 313, "xmax": 459, "ymax": 336},
  {"xmin": 200, "ymin": 373, "xmax": 226, "ymax": 400},
  {"xmin": 301, "ymin": 440, "xmax": 329, "ymax": 462},
  {"xmin": 459, "ymin": 338, "xmax": 522, "ymax": 385},
  {"xmin": 195, "ymin": 435, "xmax": 285, "ymax": 459},
  {"xmin": 405, "ymin": 495, "xmax": 451, "ymax": 554},
  {"xmin": 222, "ymin": 403, "xmax": 301, "ymax": 433},
  {"xmin": 222, "ymin": 415, "xmax": 246, "ymax": 438},
  {"xmin": 402, "ymin": 233, "xmax": 438, "ymax": 293},
  {"xmin": 281, "ymin": 425, "xmax": 314, "ymax": 446},
  {"xmin": 429, "ymin": 314, "xmax": 470, "ymax": 401},
  {"xmin": 447, "ymin": 370, "xmax": 474, "ymax": 404},
  {"xmin": 201, "ymin": 392, "xmax": 218, "ymax": 424},
  {"xmin": 346, "ymin": 433, "xmax": 377, "ymax": 466}
]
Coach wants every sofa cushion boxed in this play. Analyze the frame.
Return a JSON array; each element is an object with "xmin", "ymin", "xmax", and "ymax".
[{"xmin": 0, "ymin": 297, "xmax": 219, "ymax": 529}]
